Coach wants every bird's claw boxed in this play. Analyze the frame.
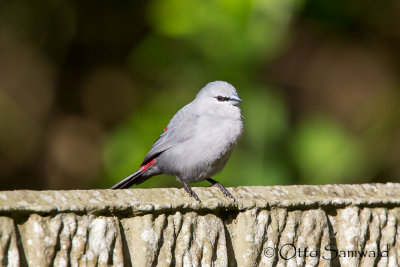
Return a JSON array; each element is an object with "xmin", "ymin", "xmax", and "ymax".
[
  {"xmin": 217, "ymin": 185, "xmax": 236, "ymax": 201},
  {"xmin": 179, "ymin": 177, "xmax": 202, "ymax": 203},
  {"xmin": 208, "ymin": 178, "xmax": 236, "ymax": 202}
]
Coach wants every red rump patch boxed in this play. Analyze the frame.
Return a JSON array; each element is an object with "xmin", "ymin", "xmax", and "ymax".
[
  {"xmin": 164, "ymin": 126, "xmax": 168, "ymax": 132},
  {"xmin": 139, "ymin": 158, "xmax": 156, "ymax": 171}
]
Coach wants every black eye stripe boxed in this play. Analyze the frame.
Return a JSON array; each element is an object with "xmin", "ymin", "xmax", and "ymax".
[{"xmin": 216, "ymin": 96, "xmax": 229, "ymax": 102}]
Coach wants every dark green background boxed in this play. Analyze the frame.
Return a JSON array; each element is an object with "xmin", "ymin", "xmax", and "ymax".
[{"xmin": 0, "ymin": 0, "xmax": 399, "ymax": 190}]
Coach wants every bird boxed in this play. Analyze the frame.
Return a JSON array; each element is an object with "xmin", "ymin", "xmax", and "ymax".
[{"xmin": 110, "ymin": 81, "xmax": 243, "ymax": 202}]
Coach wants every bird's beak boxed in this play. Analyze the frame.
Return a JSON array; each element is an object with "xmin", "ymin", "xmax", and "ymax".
[{"xmin": 229, "ymin": 93, "xmax": 242, "ymax": 106}]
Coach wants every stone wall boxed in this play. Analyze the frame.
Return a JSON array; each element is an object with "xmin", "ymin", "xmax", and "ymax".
[{"xmin": 0, "ymin": 183, "xmax": 399, "ymax": 266}]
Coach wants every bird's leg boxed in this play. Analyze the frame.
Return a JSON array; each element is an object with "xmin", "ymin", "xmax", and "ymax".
[
  {"xmin": 207, "ymin": 178, "xmax": 236, "ymax": 202},
  {"xmin": 178, "ymin": 177, "xmax": 201, "ymax": 203}
]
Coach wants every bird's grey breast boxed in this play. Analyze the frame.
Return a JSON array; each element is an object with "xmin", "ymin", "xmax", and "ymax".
[
  {"xmin": 157, "ymin": 101, "xmax": 243, "ymax": 181},
  {"xmin": 178, "ymin": 111, "xmax": 242, "ymax": 181},
  {"xmin": 197, "ymin": 111, "xmax": 243, "ymax": 156}
]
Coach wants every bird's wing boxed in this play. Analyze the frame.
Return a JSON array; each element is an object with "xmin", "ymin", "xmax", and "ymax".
[{"xmin": 141, "ymin": 102, "xmax": 198, "ymax": 165}]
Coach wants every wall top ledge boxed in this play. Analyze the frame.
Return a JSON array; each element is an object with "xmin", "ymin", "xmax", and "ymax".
[{"xmin": 0, "ymin": 183, "xmax": 399, "ymax": 216}]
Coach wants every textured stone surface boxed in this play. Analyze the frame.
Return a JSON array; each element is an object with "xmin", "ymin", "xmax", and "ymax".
[{"xmin": 0, "ymin": 183, "xmax": 399, "ymax": 266}]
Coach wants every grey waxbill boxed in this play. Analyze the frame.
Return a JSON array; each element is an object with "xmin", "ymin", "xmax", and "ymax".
[{"xmin": 111, "ymin": 81, "xmax": 243, "ymax": 202}]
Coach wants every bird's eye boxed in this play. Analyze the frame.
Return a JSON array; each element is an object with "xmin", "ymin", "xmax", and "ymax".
[{"xmin": 216, "ymin": 96, "xmax": 225, "ymax": 102}]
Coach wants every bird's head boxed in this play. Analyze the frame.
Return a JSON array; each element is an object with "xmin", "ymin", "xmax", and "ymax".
[{"xmin": 195, "ymin": 81, "xmax": 242, "ymax": 112}]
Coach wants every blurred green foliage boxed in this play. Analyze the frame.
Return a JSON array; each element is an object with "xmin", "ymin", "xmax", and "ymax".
[
  {"xmin": 0, "ymin": 0, "xmax": 399, "ymax": 190},
  {"xmin": 104, "ymin": 0, "xmax": 300, "ymax": 188},
  {"xmin": 291, "ymin": 116, "xmax": 366, "ymax": 184}
]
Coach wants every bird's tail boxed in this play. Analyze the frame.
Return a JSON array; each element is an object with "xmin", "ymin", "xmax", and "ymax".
[{"xmin": 110, "ymin": 170, "xmax": 150, "ymax": 189}]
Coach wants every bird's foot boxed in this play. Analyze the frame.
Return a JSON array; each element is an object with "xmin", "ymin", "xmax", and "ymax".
[
  {"xmin": 179, "ymin": 177, "xmax": 201, "ymax": 203},
  {"xmin": 207, "ymin": 178, "xmax": 236, "ymax": 202}
]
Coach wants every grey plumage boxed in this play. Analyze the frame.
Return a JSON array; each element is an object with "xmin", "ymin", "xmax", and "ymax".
[{"xmin": 111, "ymin": 81, "xmax": 243, "ymax": 202}]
